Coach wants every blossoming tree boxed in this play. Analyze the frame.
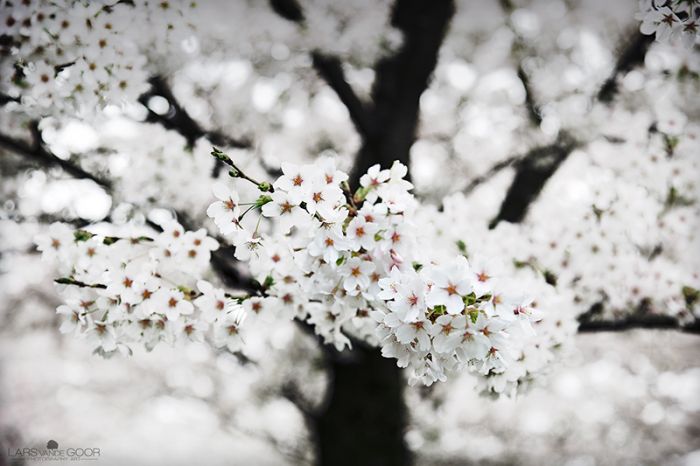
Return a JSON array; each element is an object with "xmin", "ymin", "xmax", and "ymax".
[{"xmin": 1, "ymin": 0, "xmax": 698, "ymax": 464}]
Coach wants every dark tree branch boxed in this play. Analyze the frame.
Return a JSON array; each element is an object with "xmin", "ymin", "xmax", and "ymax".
[
  {"xmin": 463, "ymin": 154, "xmax": 521, "ymax": 195},
  {"xmin": 579, "ymin": 314, "xmax": 700, "ymax": 333},
  {"xmin": 490, "ymin": 132, "xmax": 578, "ymax": 227},
  {"xmin": 0, "ymin": 122, "xmax": 112, "ymax": 189},
  {"xmin": 269, "ymin": 0, "xmax": 303, "ymax": 22},
  {"xmin": 577, "ymin": 300, "xmax": 699, "ymax": 333},
  {"xmin": 138, "ymin": 75, "xmax": 251, "ymax": 150},
  {"xmin": 349, "ymin": 0, "xmax": 456, "ymax": 188},
  {"xmin": 270, "ymin": 2, "xmax": 455, "ymax": 464},
  {"xmin": 499, "ymin": 0, "xmax": 541, "ymax": 127},
  {"xmin": 597, "ymin": 31, "xmax": 655, "ymax": 103},
  {"xmin": 517, "ymin": 64, "xmax": 542, "ymax": 126},
  {"xmin": 311, "ymin": 51, "xmax": 372, "ymax": 137},
  {"xmin": 1, "ymin": 122, "xmax": 262, "ymax": 296},
  {"xmin": 173, "ymin": 211, "xmax": 263, "ymax": 294},
  {"xmin": 0, "ymin": 92, "xmax": 20, "ymax": 106},
  {"xmin": 269, "ymin": 0, "xmax": 371, "ymax": 139}
]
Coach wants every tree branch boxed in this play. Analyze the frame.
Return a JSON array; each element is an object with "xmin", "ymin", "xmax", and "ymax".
[
  {"xmin": 463, "ymin": 154, "xmax": 521, "ymax": 195},
  {"xmin": 517, "ymin": 64, "xmax": 542, "ymax": 126},
  {"xmin": 0, "ymin": 122, "xmax": 112, "ymax": 189},
  {"xmin": 597, "ymin": 30, "xmax": 655, "ymax": 103},
  {"xmin": 578, "ymin": 314, "xmax": 700, "ymax": 333},
  {"xmin": 0, "ymin": 92, "xmax": 20, "ymax": 106},
  {"xmin": 349, "ymin": 0, "xmax": 456, "ymax": 188},
  {"xmin": 269, "ymin": 0, "xmax": 372, "ymax": 139},
  {"xmin": 269, "ymin": 0, "xmax": 303, "ymax": 22},
  {"xmin": 311, "ymin": 51, "xmax": 372, "ymax": 137},
  {"xmin": 138, "ymin": 75, "xmax": 251, "ymax": 150},
  {"xmin": 490, "ymin": 132, "xmax": 578, "ymax": 227}
]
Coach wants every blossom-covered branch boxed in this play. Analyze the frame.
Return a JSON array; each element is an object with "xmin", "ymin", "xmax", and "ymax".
[
  {"xmin": 491, "ymin": 133, "xmax": 579, "ymax": 226},
  {"xmin": 0, "ymin": 122, "xmax": 112, "ymax": 189},
  {"xmin": 269, "ymin": 0, "xmax": 372, "ymax": 139},
  {"xmin": 138, "ymin": 75, "xmax": 252, "ymax": 150},
  {"xmin": 597, "ymin": 31, "xmax": 655, "ymax": 103}
]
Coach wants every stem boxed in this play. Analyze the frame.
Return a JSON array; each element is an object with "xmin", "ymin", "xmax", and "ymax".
[
  {"xmin": 54, "ymin": 277, "xmax": 107, "ymax": 289},
  {"xmin": 211, "ymin": 148, "xmax": 274, "ymax": 192}
]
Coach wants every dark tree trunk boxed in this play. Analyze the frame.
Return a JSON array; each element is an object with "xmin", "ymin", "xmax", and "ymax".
[
  {"xmin": 349, "ymin": 0, "xmax": 455, "ymax": 187},
  {"xmin": 269, "ymin": 1, "xmax": 454, "ymax": 464},
  {"xmin": 312, "ymin": 2, "xmax": 454, "ymax": 465},
  {"xmin": 316, "ymin": 344, "xmax": 410, "ymax": 466}
]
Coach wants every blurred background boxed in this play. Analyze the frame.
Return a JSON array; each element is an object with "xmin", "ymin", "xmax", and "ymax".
[{"xmin": 1, "ymin": 0, "xmax": 699, "ymax": 465}]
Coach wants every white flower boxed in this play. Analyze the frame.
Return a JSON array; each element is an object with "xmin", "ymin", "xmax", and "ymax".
[
  {"xmin": 640, "ymin": 7, "xmax": 682, "ymax": 41},
  {"xmin": 213, "ymin": 305, "xmax": 247, "ymax": 352},
  {"xmin": 177, "ymin": 229, "xmax": 219, "ymax": 267},
  {"xmin": 341, "ymin": 257, "xmax": 376, "ymax": 295},
  {"xmin": 274, "ymin": 163, "xmax": 312, "ymax": 204},
  {"xmin": 429, "ymin": 314, "xmax": 467, "ymax": 354},
  {"xmin": 455, "ymin": 314, "xmax": 492, "ymax": 361},
  {"xmin": 346, "ymin": 215, "xmax": 379, "ymax": 251},
  {"xmin": 233, "ymin": 230, "xmax": 263, "ymax": 262},
  {"xmin": 377, "ymin": 266, "xmax": 404, "ymax": 301},
  {"xmin": 207, "ymin": 184, "xmax": 242, "ymax": 234},
  {"xmin": 468, "ymin": 255, "xmax": 503, "ymax": 297},
  {"xmin": 176, "ymin": 319, "xmax": 208, "ymax": 344},
  {"xmin": 425, "ymin": 258, "xmax": 472, "ymax": 314},
  {"xmin": 316, "ymin": 157, "xmax": 349, "ymax": 186},
  {"xmin": 105, "ymin": 262, "xmax": 146, "ymax": 305},
  {"xmin": 391, "ymin": 274, "xmax": 428, "ymax": 322},
  {"xmin": 307, "ymin": 225, "xmax": 350, "ymax": 264},
  {"xmin": 193, "ymin": 280, "xmax": 228, "ymax": 323},
  {"xmin": 85, "ymin": 320, "xmax": 118, "ymax": 353},
  {"xmin": 360, "ymin": 164, "xmax": 390, "ymax": 188},
  {"xmin": 261, "ymin": 190, "xmax": 308, "ymax": 233},
  {"xmin": 149, "ymin": 288, "xmax": 194, "ymax": 321},
  {"xmin": 35, "ymin": 223, "xmax": 75, "ymax": 263},
  {"xmin": 303, "ymin": 183, "xmax": 345, "ymax": 218},
  {"xmin": 392, "ymin": 316, "xmax": 432, "ymax": 351},
  {"xmin": 57, "ymin": 304, "xmax": 86, "ymax": 335}
]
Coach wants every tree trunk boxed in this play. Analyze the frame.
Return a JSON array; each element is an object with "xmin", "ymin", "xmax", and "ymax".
[{"xmin": 316, "ymin": 345, "xmax": 410, "ymax": 466}]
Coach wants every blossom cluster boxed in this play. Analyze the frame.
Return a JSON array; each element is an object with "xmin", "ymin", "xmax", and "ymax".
[
  {"xmin": 637, "ymin": 0, "xmax": 700, "ymax": 47},
  {"xmin": 34, "ymin": 218, "xmax": 280, "ymax": 355},
  {"xmin": 0, "ymin": 0, "xmax": 195, "ymax": 119},
  {"xmin": 523, "ymin": 112, "xmax": 700, "ymax": 324},
  {"xmin": 205, "ymin": 154, "xmax": 548, "ymax": 387}
]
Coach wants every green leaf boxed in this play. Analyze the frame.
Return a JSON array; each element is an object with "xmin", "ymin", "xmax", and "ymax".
[
  {"xmin": 262, "ymin": 275, "xmax": 275, "ymax": 289},
  {"xmin": 456, "ymin": 239, "xmax": 468, "ymax": 257},
  {"xmin": 463, "ymin": 292, "xmax": 477, "ymax": 306},
  {"xmin": 412, "ymin": 261, "xmax": 423, "ymax": 271},
  {"xmin": 211, "ymin": 147, "xmax": 232, "ymax": 164},
  {"xmin": 255, "ymin": 195, "xmax": 273, "ymax": 207},
  {"xmin": 103, "ymin": 236, "xmax": 119, "ymax": 245},
  {"xmin": 682, "ymin": 286, "xmax": 699, "ymax": 307},
  {"xmin": 353, "ymin": 186, "xmax": 370, "ymax": 203},
  {"xmin": 74, "ymin": 230, "xmax": 95, "ymax": 242},
  {"xmin": 543, "ymin": 270, "xmax": 558, "ymax": 286}
]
